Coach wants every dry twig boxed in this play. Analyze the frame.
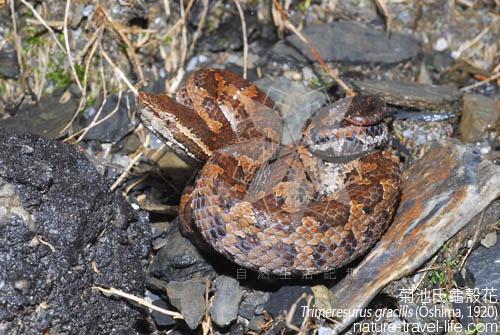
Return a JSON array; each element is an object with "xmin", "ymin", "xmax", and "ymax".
[
  {"xmin": 460, "ymin": 71, "xmax": 500, "ymax": 91},
  {"xmin": 101, "ymin": 48, "xmax": 139, "ymax": 95},
  {"xmin": 93, "ymin": 286, "xmax": 183, "ymax": 319}
]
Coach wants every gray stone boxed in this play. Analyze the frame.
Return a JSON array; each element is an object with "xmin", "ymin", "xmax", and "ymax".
[
  {"xmin": 269, "ymin": 20, "xmax": 420, "ymax": 64},
  {"xmin": 239, "ymin": 290, "xmax": 270, "ymax": 319},
  {"xmin": 481, "ymin": 231, "xmax": 497, "ymax": 249},
  {"xmin": 210, "ymin": 275, "xmax": 244, "ymax": 327},
  {"xmin": 151, "ymin": 298, "xmax": 176, "ymax": 327},
  {"xmin": 147, "ymin": 220, "xmax": 215, "ymax": 283},
  {"xmin": 0, "ymin": 47, "xmax": 20, "ymax": 79},
  {"xmin": 0, "ymin": 90, "xmax": 79, "ymax": 139},
  {"xmin": 459, "ymin": 94, "xmax": 499, "ymax": 143},
  {"xmin": 248, "ymin": 315, "xmax": 267, "ymax": 332},
  {"xmin": 77, "ymin": 92, "xmax": 137, "ymax": 143},
  {"xmin": 264, "ymin": 286, "xmax": 312, "ymax": 325},
  {"xmin": 466, "ymin": 236, "xmax": 500, "ymax": 292},
  {"xmin": 352, "ymin": 79, "xmax": 462, "ymax": 110},
  {"xmin": 166, "ymin": 279, "xmax": 206, "ymax": 329}
]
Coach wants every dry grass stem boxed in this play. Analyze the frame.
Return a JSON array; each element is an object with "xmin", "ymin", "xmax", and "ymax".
[
  {"xmin": 100, "ymin": 48, "xmax": 139, "ymax": 95},
  {"xmin": 63, "ymin": 0, "xmax": 83, "ymax": 93},
  {"xmin": 93, "ymin": 286, "xmax": 183, "ymax": 319},
  {"xmin": 163, "ymin": 0, "xmax": 171, "ymax": 17},
  {"xmin": 373, "ymin": 0, "xmax": 391, "ymax": 32},
  {"xmin": 233, "ymin": 0, "xmax": 248, "ymax": 79},
  {"xmin": 285, "ymin": 293, "xmax": 311, "ymax": 334},
  {"xmin": 460, "ymin": 71, "xmax": 500, "ymax": 91},
  {"xmin": 459, "ymin": 211, "xmax": 485, "ymax": 270},
  {"xmin": 110, "ymin": 150, "xmax": 145, "ymax": 192},
  {"xmin": 36, "ymin": 235, "xmax": 56, "ymax": 252},
  {"xmin": 186, "ymin": 0, "xmax": 209, "ymax": 59},
  {"xmin": 98, "ymin": 7, "xmax": 146, "ymax": 87},
  {"xmin": 19, "ymin": 0, "xmax": 67, "ymax": 54}
]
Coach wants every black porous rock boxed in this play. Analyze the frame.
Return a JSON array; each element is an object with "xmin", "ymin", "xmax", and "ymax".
[{"xmin": 0, "ymin": 128, "xmax": 151, "ymax": 334}]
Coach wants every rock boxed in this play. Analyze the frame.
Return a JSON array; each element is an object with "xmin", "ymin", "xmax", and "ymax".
[
  {"xmin": 151, "ymin": 298, "xmax": 176, "ymax": 327},
  {"xmin": 0, "ymin": 91, "xmax": 79, "ymax": 139},
  {"xmin": 239, "ymin": 290, "xmax": 270, "ymax": 319},
  {"xmin": 0, "ymin": 47, "xmax": 19, "ymax": 79},
  {"xmin": 311, "ymin": 285, "xmax": 337, "ymax": 311},
  {"xmin": 425, "ymin": 51, "xmax": 454, "ymax": 73},
  {"xmin": 268, "ymin": 20, "xmax": 420, "ymax": 65},
  {"xmin": 228, "ymin": 322, "xmax": 247, "ymax": 335},
  {"xmin": 166, "ymin": 279, "xmax": 206, "ymax": 329},
  {"xmin": 77, "ymin": 92, "xmax": 137, "ymax": 143},
  {"xmin": 200, "ymin": 13, "xmax": 259, "ymax": 52},
  {"xmin": 147, "ymin": 220, "xmax": 215, "ymax": 283},
  {"xmin": 352, "ymin": 79, "xmax": 462, "ymax": 110},
  {"xmin": 466, "ymin": 237, "xmax": 500, "ymax": 292},
  {"xmin": 0, "ymin": 129, "xmax": 151, "ymax": 334},
  {"xmin": 393, "ymin": 118, "xmax": 454, "ymax": 162},
  {"xmin": 480, "ymin": 231, "xmax": 497, "ymax": 249},
  {"xmin": 264, "ymin": 286, "xmax": 312, "ymax": 325},
  {"xmin": 459, "ymin": 94, "xmax": 499, "ymax": 143},
  {"xmin": 248, "ymin": 315, "xmax": 267, "ymax": 332},
  {"xmin": 210, "ymin": 275, "xmax": 244, "ymax": 327},
  {"xmin": 329, "ymin": 141, "xmax": 500, "ymax": 335}
]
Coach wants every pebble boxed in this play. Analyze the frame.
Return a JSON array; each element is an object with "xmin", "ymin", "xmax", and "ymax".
[
  {"xmin": 480, "ymin": 232, "xmax": 497, "ymax": 249},
  {"xmin": 239, "ymin": 290, "xmax": 270, "ymax": 319},
  {"xmin": 151, "ymin": 298, "xmax": 175, "ymax": 327},
  {"xmin": 247, "ymin": 315, "xmax": 267, "ymax": 332},
  {"xmin": 166, "ymin": 279, "xmax": 206, "ymax": 329},
  {"xmin": 210, "ymin": 275, "xmax": 244, "ymax": 327},
  {"xmin": 458, "ymin": 94, "xmax": 499, "ymax": 143},
  {"xmin": 433, "ymin": 37, "xmax": 448, "ymax": 51}
]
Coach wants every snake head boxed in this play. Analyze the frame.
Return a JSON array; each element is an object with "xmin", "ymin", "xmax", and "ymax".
[
  {"xmin": 343, "ymin": 95, "xmax": 387, "ymax": 126},
  {"xmin": 303, "ymin": 95, "xmax": 389, "ymax": 163}
]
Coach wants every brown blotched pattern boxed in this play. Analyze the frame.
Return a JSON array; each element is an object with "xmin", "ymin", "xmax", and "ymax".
[{"xmin": 138, "ymin": 69, "xmax": 401, "ymax": 275}]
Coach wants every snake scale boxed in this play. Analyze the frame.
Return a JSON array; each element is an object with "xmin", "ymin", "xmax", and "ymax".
[{"xmin": 138, "ymin": 69, "xmax": 401, "ymax": 275}]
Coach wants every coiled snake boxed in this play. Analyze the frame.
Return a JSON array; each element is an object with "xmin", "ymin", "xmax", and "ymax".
[{"xmin": 138, "ymin": 69, "xmax": 401, "ymax": 275}]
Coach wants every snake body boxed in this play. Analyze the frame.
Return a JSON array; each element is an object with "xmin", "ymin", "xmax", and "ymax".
[{"xmin": 138, "ymin": 69, "xmax": 401, "ymax": 275}]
